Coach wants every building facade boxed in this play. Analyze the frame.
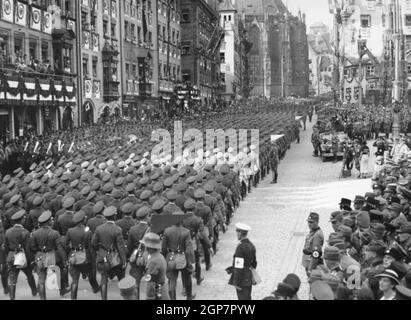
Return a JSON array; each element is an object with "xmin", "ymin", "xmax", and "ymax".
[
  {"xmin": 308, "ymin": 23, "xmax": 334, "ymax": 96},
  {"xmin": 179, "ymin": 0, "xmax": 223, "ymax": 106},
  {"xmin": 219, "ymin": 0, "xmax": 246, "ymax": 101},
  {"xmin": 0, "ymin": 0, "xmax": 78, "ymax": 140},
  {"xmin": 237, "ymin": 0, "xmax": 310, "ymax": 98},
  {"xmin": 78, "ymin": 0, "xmax": 123, "ymax": 125}
]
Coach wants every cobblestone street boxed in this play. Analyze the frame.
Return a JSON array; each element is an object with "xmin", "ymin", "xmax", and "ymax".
[{"xmin": 2, "ymin": 116, "xmax": 376, "ymax": 300}]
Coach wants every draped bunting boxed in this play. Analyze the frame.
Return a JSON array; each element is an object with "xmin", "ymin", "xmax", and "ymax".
[{"xmin": 0, "ymin": 72, "xmax": 76, "ymax": 105}]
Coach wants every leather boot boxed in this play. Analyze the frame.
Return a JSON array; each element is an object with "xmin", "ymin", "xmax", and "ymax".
[
  {"xmin": 101, "ymin": 284, "xmax": 108, "ymax": 300},
  {"xmin": 39, "ymin": 284, "xmax": 46, "ymax": 300},
  {"xmin": 135, "ymin": 286, "xmax": 140, "ymax": 300},
  {"xmin": 89, "ymin": 277, "xmax": 100, "ymax": 294},
  {"xmin": 27, "ymin": 274, "xmax": 37, "ymax": 297},
  {"xmin": 8, "ymin": 285, "xmax": 16, "ymax": 300},
  {"xmin": 71, "ymin": 283, "xmax": 78, "ymax": 300}
]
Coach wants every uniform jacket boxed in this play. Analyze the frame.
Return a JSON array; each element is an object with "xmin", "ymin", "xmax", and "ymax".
[
  {"xmin": 127, "ymin": 221, "xmax": 149, "ymax": 254},
  {"xmin": 115, "ymin": 216, "xmax": 136, "ymax": 240},
  {"xmin": 4, "ymin": 224, "xmax": 33, "ymax": 262},
  {"xmin": 29, "ymin": 226, "xmax": 66, "ymax": 263},
  {"xmin": 91, "ymin": 221, "xmax": 127, "ymax": 264},
  {"xmin": 55, "ymin": 211, "xmax": 74, "ymax": 236},
  {"xmin": 62, "ymin": 224, "xmax": 93, "ymax": 262},
  {"xmin": 87, "ymin": 214, "xmax": 106, "ymax": 234},
  {"xmin": 161, "ymin": 225, "xmax": 194, "ymax": 264},
  {"xmin": 228, "ymin": 238, "xmax": 257, "ymax": 288}
]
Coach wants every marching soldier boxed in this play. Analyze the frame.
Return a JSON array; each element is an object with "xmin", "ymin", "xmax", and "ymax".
[
  {"xmin": 91, "ymin": 206, "xmax": 127, "ymax": 300},
  {"xmin": 4, "ymin": 210, "xmax": 37, "ymax": 299},
  {"xmin": 29, "ymin": 210, "xmax": 68, "ymax": 300},
  {"xmin": 63, "ymin": 211, "xmax": 99, "ymax": 299},
  {"xmin": 302, "ymin": 212, "xmax": 324, "ymax": 277},
  {"xmin": 116, "ymin": 203, "xmax": 136, "ymax": 240},
  {"xmin": 269, "ymin": 142, "xmax": 280, "ymax": 184},
  {"xmin": 227, "ymin": 223, "xmax": 257, "ymax": 300},
  {"xmin": 162, "ymin": 212, "xmax": 196, "ymax": 300},
  {"xmin": 183, "ymin": 199, "xmax": 205, "ymax": 286}
]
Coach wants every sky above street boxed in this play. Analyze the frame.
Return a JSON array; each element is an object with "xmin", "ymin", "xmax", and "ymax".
[{"xmin": 284, "ymin": 0, "xmax": 334, "ymax": 30}]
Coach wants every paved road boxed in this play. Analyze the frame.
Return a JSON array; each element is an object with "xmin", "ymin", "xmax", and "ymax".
[{"xmin": 2, "ymin": 115, "xmax": 375, "ymax": 300}]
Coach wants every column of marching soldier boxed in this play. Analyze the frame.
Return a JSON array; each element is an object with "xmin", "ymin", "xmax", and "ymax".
[{"xmin": 0, "ymin": 100, "xmax": 313, "ymax": 300}]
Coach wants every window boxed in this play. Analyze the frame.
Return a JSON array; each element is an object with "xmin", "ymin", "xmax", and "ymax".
[
  {"xmin": 83, "ymin": 57, "xmax": 89, "ymax": 78},
  {"xmin": 103, "ymin": 21, "xmax": 109, "ymax": 37},
  {"xmin": 131, "ymin": 24, "xmax": 136, "ymax": 41},
  {"xmin": 182, "ymin": 9, "xmax": 189, "ymax": 22},
  {"xmin": 126, "ymin": 63, "xmax": 130, "ymax": 79},
  {"xmin": 406, "ymin": 15, "xmax": 411, "ymax": 27},
  {"xmin": 14, "ymin": 34, "xmax": 24, "ymax": 63},
  {"xmin": 148, "ymin": 31, "xmax": 152, "ymax": 45},
  {"xmin": 41, "ymin": 41, "xmax": 49, "ymax": 63},
  {"xmin": 137, "ymin": 26, "xmax": 142, "ymax": 43},
  {"xmin": 63, "ymin": 47, "xmax": 73, "ymax": 73},
  {"xmin": 366, "ymin": 65, "xmax": 376, "ymax": 76},
  {"xmin": 360, "ymin": 15, "xmax": 371, "ymax": 28},
  {"xmin": 111, "ymin": 24, "xmax": 116, "ymax": 38},
  {"xmin": 133, "ymin": 64, "xmax": 137, "ymax": 78},
  {"xmin": 92, "ymin": 59, "xmax": 97, "ymax": 77},
  {"xmin": 408, "ymin": 64, "xmax": 411, "ymax": 75},
  {"xmin": 182, "ymin": 45, "xmax": 190, "ymax": 55},
  {"xmin": 220, "ymin": 52, "xmax": 225, "ymax": 63},
  {"xmin": 125, "ymin": 21, "xmax": 129, "ymax": 39},
  {"xmin": 159, "ymin": 62, "xmax": 162, "ymax": 78}
]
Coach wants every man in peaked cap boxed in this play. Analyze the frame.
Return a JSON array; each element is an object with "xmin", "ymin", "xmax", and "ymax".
[
  {"xmin": 329, "ymin": 211, "xmax": 343, "ymax": 232},
  {"xmin": 30, "ymin": 210, "xmax": 68, "ymax": 299},
  {"xmin": 118, "ymin": 276, "xmax": 138, "ymax": 300},
  {"xmin": 163, "ymin": 190, "xmax": 180, "ymax": 216},
  {"xmin": 227, "ymin": 223, "xmax": 257, "ymax": 300},
  {"xmin": 91, "ymin": 206, "xmax": 127, "ymax": 300},
  {"xmin": 161, "ymin": 210, "xmax": 195, "ymax": 300},
  {"xmin": 339, "ymin": 198, "xmax": 352, "ymax": 211},
  {"xmin": 4, "ymin": 210, "xmax": 38, "ymax": 300},
  {"xmin": 25, "ymin": 196, "xmax": 44, "ymax": 233},
  {"xmin": 127, "ymin": 206, "xmax": 151, "ymax": 300},
  {"xmin": 302, "ymin": 213, "xmax": 324, "ymax": 277},
  {"xmin": 62, "ymin": 210, "xmax": 100, "ymax": 298},
  {"xmin": 116, "ymin": 203, "xmax": 136, "ymax": 241},
  {"xmin": 183, "ymin": 198, "xmax": 205, "ymax": 286}
]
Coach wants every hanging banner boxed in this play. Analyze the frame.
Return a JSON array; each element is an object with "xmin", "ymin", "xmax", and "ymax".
[
  {"xmin": 31, "ymin": 7, "xmax": 42, "ymax": 31},
  {"xmin": 93, "ymin": 80, "xmax": 100, "ymax": 99},
  {"xmin": 85, "ymin": 80, "xmax": 92, "ymax": 99},
  {"xmin": 43, "ymin": 11, "xmax": 52, "ymax": 34},
  {"xmin": 15, "ymin": 2, "xmax": 27, "ymax": 27},
  {"xmin": 1, "ymin": 0, "xmax": 14, "ymax": 23}
]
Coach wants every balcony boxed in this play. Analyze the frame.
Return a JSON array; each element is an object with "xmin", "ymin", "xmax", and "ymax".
[
  {"xmin": 103, "ymin": 80, "xmax": 120, "ymax": 102},
  {"xmin": 0, "ymin": 68, "xmax": 76, "ymax": 106}
]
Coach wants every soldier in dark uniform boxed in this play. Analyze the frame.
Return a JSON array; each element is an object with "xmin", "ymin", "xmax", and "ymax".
[
  {"xmin": 4, "ymin": 210, "xmax": 37, "ymax": 299},
  {"xmin": 183, "ymin": 199, "xmax": 205, "ymax": 286},
  {"xmin": 128, "ymin": 206, "xmax": 151, "ymax": 300},
  {"xmin": 302, "ymin": 212, "xmax": 324, "ymax": 277},
  {"xmin": 29, "ymin": 210, "xmax": 68, "ymax": 300},
  {"xmin": 269, "ymin": 142, "xmax": 279, "ymax": 184},
  {"xmin": 63, "ymin": 211, "xmax": 99, "ymax": 299},
  {"xmin": 26, "ymin": 196, "xmax": 44, "ymax": 232},
  {"xmin": 162, "ymin": 213, "xmax": 196, "ymax": 300},
  {"xmin": 163, "ymin": 190, "xmax": 180, "ymax": 215},
  {"xmin": 116, "ymin": 203, "xmax": 136, "ymax": 240},
  {"xmin": 141, "ymin": 232, "xmax": 170, "ymax": 300},
  {"xmin": 227, "ymin": 223, "xmax": 257, "ymax": 300},
  {"xmin": 91, "ymin": 206, "xmax": 127, "ymax": 300},
  {"xmin": 194, "ymin": 189, "xmax": 213, "ymax": 271}
]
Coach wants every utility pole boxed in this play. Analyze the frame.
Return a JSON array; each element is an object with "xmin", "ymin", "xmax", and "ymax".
[{"xmin": 392, "ymin": 0, "xmax": 402, "ymax": 138}]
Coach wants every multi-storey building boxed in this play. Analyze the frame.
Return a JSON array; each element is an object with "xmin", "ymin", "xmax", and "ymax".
[
  {"xmin": 0, "ymin": 0, "xmax": 78, "ymax": 140},
  {"xmin": 78, "ymin": 0, "xmax": 123, "ymax": 124},
  {"xmin": 308, "ymin": 23, "xmax": 334, "ymax": 96},
  {"xmin": 157, "ymin": 0, "xmax": 181, "ymax": 106},
  {"xmin": 119, "ymin": 0, "xmax": 159, "ymax": 120},
  {"xmin": 237, "ymin": 0, "xmax": 309, "ymax": 98},
  {"xmin": 219, "ymin": 0, "xmax": 246, "ymax": 101},
  {"xmin": 179, "ymin": 0, "xmax": 223, "ymax": 106}
]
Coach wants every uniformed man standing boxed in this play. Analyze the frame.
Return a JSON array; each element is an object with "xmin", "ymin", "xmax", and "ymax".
[
  {"xmin": 269, "ymin": 142, "xmax": 279, "ymax": 184},
  {"xmin": 29, "ymin": 210, "xmax": 68, "ymax": 300},
  {"xmin": 302, "ymin": 212, "xmax": 324, "ymax": 277},
  {"xmin": 162, "ymin": 213, "xmax": 196, "ymax": 300},
  {"xmin": 63, "ymin": 211, "xmax": 99, "ymax": 299},
  {"xmin": 4, "ymin": 210, "xmax": 37, "ymax": 299},
  {"xmin": 227, "ymin": 223, "xmax": 257, "ymax": 300},
  {"xmin": 91, "ymin": 206, "xmax": 127, "ymax": 300}
]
